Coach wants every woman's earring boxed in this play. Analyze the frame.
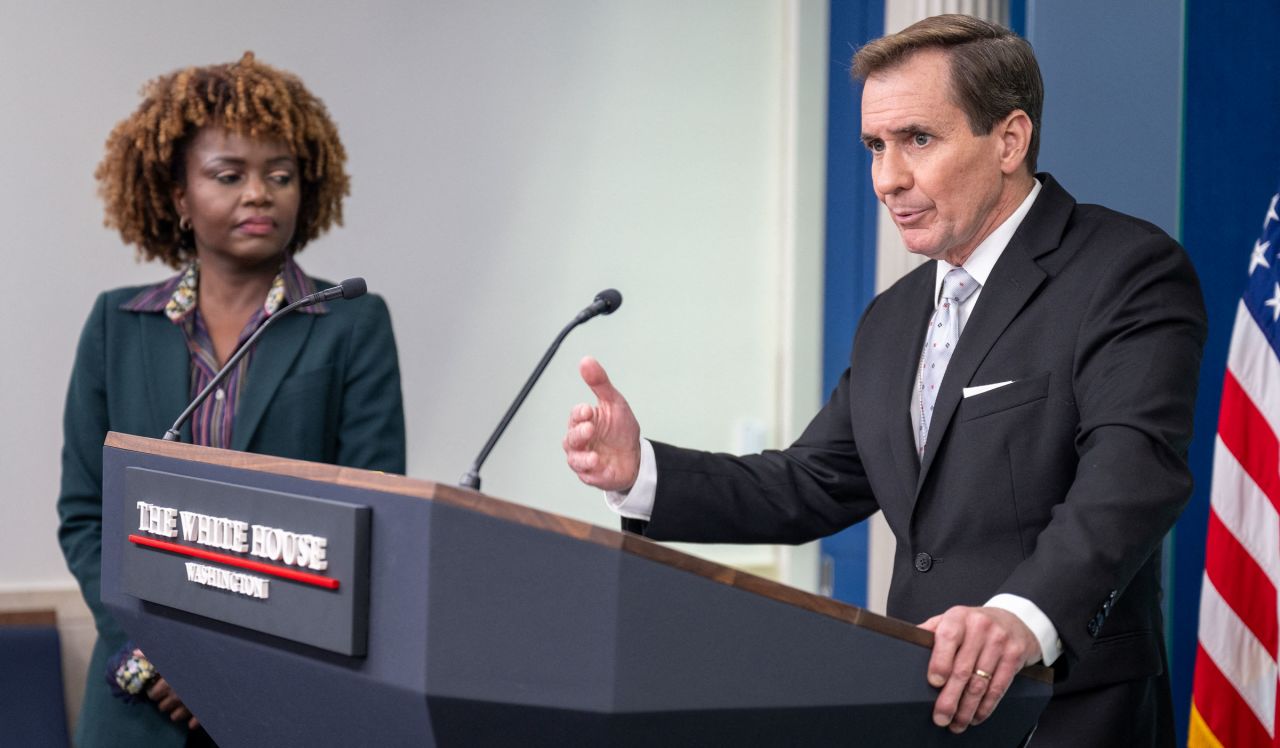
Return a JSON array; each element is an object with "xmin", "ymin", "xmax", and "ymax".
[{"xmin": 177, "ymin": 215, "xmax": 195, "ymax": 253}]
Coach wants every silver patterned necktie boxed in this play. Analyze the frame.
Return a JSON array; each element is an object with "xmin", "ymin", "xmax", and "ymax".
[{"xmin": 917, "ymin": 267, "xmax": 980, "ymax": 454}]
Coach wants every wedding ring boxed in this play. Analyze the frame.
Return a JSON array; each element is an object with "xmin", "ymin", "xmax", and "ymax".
[{"xmin": 974, "ymin": 669, "xmax": 992, "ymax": 680}]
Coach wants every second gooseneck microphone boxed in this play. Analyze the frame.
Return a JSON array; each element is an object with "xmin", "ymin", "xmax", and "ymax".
[
  {"xmin": 161, "ymin": 277, "xmax": 368, "ymax": 442},
  {"xmin": 459, "ymin": 288, "xmax": 622, "ymax": 491}
]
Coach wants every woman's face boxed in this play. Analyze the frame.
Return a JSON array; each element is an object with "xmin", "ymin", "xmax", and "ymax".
[{"xmin": 173, "ymin": 126, "xmax": 301, "ymax": 271}]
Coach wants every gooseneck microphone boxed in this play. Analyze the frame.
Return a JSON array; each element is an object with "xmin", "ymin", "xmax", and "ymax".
[
  {"xmin": 161, "ymin": 277, "xmax": 367, "ymax": 442},
  {"xmin": 459, "ymin": 288, "xmax": 623, "ymax": 491}
]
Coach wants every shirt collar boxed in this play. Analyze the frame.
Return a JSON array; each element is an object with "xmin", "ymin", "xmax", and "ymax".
[
  {"xmin": 933, "ymin": 178, "xmax": 1042, "ymax": 302},
  {"xmin": 120, "ymin": 255, "xmax": 326, "ymax": 320}
]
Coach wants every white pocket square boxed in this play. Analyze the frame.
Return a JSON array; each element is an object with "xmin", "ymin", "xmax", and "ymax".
[{"xmin": 963, "ymin": 380, "xmax": 1014, "ymax": 398}]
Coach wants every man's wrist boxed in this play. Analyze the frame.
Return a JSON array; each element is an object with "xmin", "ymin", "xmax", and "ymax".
[
  {"xmin": 605, "ymin": 438, "xmax": 656, "ymax": 520},
  {"xmin": 986, "ymin": 593, "xmax": 1063, "ymax": 666}
]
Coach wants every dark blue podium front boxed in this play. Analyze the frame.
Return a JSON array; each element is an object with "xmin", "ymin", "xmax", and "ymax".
[{"xmin": 101, "ymin": 432, "xmax": 1051, "ymax": 747}]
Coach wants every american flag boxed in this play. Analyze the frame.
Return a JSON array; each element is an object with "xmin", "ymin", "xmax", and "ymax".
[{"xmin": 1190, "ymin": 189, "xmax": 1280, "ymax": 746}]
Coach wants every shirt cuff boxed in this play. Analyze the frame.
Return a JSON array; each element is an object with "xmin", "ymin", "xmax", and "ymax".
[
  {"xmin": 604, "ymin": 438, "xmax": 657, "ymax": 521},
  {"xmin": 986, "ymin": 593, "xmax": 1063, "ymax": 666}
]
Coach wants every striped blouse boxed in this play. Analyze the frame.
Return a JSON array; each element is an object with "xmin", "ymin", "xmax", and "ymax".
[{"xmin": 120, "ymin": 256, "xmax": 327, "ymax": 448}]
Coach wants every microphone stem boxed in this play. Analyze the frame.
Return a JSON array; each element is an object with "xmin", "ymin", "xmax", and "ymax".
[
  {"xmin": 162, "ymin": 296, "xmax": 311, "ymax": 441},
  {"xmin": 459, "ymin": 317, "xmax": 583, "ymax": 490}
]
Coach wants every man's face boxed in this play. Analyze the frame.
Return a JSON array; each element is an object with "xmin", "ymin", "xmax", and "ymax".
[{"xmin": 861, "ymin": 49, "xmax": 1011, "ymax": 265}]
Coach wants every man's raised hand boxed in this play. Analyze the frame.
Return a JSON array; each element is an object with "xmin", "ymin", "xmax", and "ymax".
[{"xmin": 563, "ymin": 356, "xmax": 642, "ymax": 492}]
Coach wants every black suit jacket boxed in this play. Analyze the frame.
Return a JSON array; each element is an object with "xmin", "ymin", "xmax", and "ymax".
[{"xmin": 632, "ymin": 175, "xmax": 1206, "ymax": 695}]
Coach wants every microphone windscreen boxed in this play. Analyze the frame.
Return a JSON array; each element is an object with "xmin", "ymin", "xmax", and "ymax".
[
  {"xmin": 340, "ymin": 277, "xmax": 368, "ymax": 300},
  {"xmin": 595, "ymin": 288, "xmax": 622, "ymax": 314}
]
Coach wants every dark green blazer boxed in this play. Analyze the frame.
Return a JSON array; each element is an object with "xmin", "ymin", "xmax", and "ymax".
[{"xmin": 57, "ymin": 280, "xmax": 406, "ymax": 747}]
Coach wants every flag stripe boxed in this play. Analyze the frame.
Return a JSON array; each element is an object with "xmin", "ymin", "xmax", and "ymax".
[
  {"xmin": 1228, "ymin": 301, "xmax": 1280, "ymax": 437},
  {"xmin": 1219, "ymin": 367, "xmax": 1280, "ymax": 513},
  {"xmin": 1198, "ymin": 572, "xmax": 1277, "ymax": 734},
  {"xmin": 1192, "ymin": 643, "xmax": 1273, "ymax": 748},
  {"xmin": 1205, "ymin": 509, "xmax": 1279, "ymax": 659},
  {"xmin": 1210, "ymin": 439, "xmax": 1280, "ymax": 591}
]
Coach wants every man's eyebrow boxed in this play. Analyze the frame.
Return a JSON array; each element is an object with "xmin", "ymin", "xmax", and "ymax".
[
  {"xmin": 888, "ymin": 124, "xmax": 932, "ymax": 137},
  {"xmin": 861, "ymin": 124, "xmax": 934, "ymax": 148}
]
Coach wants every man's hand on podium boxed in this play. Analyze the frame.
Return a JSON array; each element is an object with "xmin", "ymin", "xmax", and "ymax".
[
  {"xmin": 147, "ymin": 673, "xmax": 201, "ymax": 730},
  {"xmin": 564, "ymin": 356, "xmax": 642, "ymax": 493},
  {"xmin": 920, "ymin": 606, "xmax": 1041, "ymax": 735}
]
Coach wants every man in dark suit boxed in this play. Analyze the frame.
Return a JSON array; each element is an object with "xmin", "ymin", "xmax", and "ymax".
[{"xmin": 563, "ymin": 15, "xmax": 1205, "ymax": 746}]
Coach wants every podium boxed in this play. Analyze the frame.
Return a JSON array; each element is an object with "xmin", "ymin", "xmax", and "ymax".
[{"xmin": 100, "ymin": 432, "xmax": 1051, "ymax": 746}]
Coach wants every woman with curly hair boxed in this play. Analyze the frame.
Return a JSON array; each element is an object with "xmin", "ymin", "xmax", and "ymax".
[{"xmin": 58, "ymin": 53, "xmax": 406, "ymax": 746}]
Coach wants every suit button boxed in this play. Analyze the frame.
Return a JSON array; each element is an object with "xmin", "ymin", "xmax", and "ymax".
[
  {"xmin": 1087, "ymin": 616, "xmax": 1102, "ymax": 637},
  {"xmin": 914, "ymin": 552, "xmax": 933, "ymax": 572}
]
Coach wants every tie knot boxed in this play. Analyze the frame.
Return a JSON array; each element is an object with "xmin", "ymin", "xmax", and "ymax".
[{"xmin": 940, "ymin": 267, "xmax": 979, "ymax": 305}]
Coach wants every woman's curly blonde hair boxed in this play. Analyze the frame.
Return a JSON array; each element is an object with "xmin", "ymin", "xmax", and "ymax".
[{"xmin": 95, "ymin": 52, "xmax": 350, "ymax": 268}]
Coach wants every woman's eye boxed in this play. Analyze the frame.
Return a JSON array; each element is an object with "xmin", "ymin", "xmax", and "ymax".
[
  {"xmin": 214, "ymin": 173, "xmax": 240, "ymax": 185},
  {"xmin": 269, "ymin": 173, "xmax": 294, "ymax": 186}
]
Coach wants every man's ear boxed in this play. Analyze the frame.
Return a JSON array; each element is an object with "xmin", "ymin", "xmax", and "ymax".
[{"xmin": 997, "ymin": 109, "xmax": 1033, "ymax": 176}]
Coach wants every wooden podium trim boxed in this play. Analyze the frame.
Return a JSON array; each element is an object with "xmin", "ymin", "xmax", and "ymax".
[
  {"xmin": 0, "ymin": 609, "xmax": 57, "ymax": 627},
  {"xmin": 106, "ymin": 432, "xmax": 1053, "ymax": 685}
]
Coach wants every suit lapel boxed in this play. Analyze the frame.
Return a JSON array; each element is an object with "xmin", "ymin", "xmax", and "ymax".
[
  {"xmin": 231, "ymin": 312, "xmax": 316, "ymax": 451},
  {"xmin": 912, "ymin": 176, "xmax": 1075, "ymax": 494},
  {"xmin": 886, "ymin": 268, "xmax": 935, "ymax": 505},
  {"xmin": 138, "ymin": 313, "xmax": 193, "ymax": 439}
]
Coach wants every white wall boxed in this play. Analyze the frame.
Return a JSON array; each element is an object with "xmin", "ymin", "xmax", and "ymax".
[{"xmin": 0, "ymin": 1, "xmax": 827, "ymax": 593}]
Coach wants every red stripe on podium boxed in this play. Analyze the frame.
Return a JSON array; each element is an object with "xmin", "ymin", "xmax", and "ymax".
[{"xmin": 128, "ymin": 534, "xmax": 340, "ymax": 590}]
